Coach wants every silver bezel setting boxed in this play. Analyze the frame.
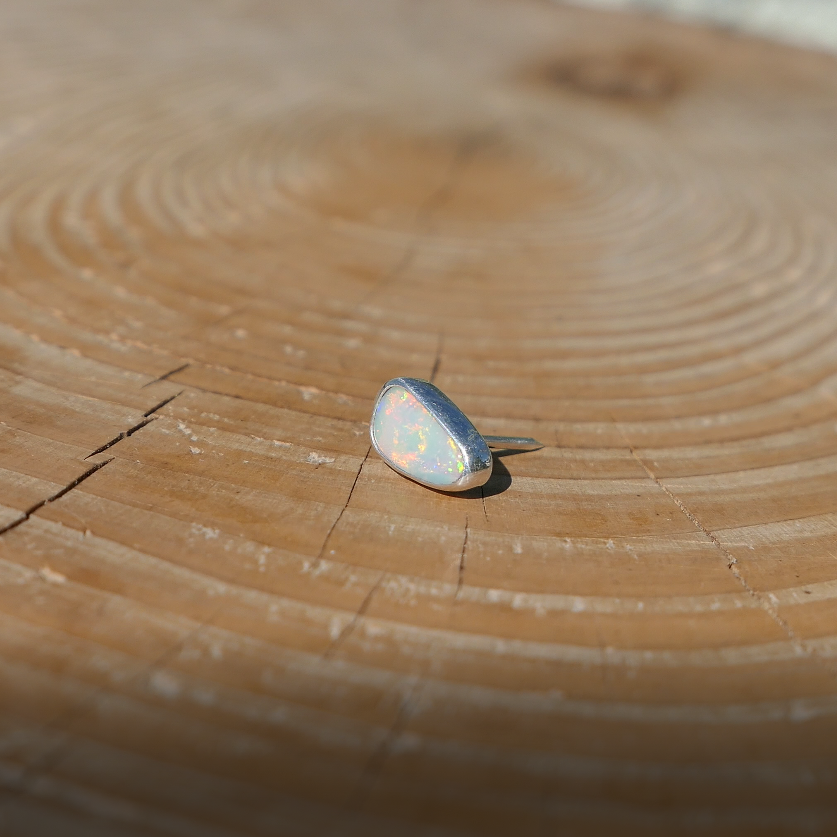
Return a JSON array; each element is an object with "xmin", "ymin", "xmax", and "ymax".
[{"xmin": 369, "ymin": 377, "xmax": 493, "ymax": 492}]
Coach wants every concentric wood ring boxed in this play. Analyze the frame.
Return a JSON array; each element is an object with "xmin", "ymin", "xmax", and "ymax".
[{"xmin": 1, "ymin": 1, "xmax": 837, "ymax": 834}]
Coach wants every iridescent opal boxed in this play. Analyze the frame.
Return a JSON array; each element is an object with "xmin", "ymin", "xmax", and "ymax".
[{"xmin": 372, "ymin": 385, "xmax": 466, "ymax": 487}]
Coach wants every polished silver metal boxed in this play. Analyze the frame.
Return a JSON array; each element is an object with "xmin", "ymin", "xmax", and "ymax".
[
  {"xmin": 483, "ymin": 436, "xmax": 542, "ymax": 451},
  {"xmin": 370, "ymin": 377, "xmax": 543, "ymax": 493}
]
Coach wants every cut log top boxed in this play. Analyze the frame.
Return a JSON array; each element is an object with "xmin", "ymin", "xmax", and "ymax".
[{"xmin": 1, "ymin": 1, "xmax": 836, "ymax": 834}]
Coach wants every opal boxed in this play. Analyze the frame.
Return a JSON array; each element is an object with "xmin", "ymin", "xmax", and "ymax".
[{"xmin": 372, "ymin": 385, "xmax": 466, "ymax": 487}]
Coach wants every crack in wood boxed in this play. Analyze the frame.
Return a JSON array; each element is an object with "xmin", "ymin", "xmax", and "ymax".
[
  {"xmin": 429, "ymin": 330, "xmax": 445, "ymax": 384},
  {"xmin": 2, "ymin": 393, "xmax": 184, "ymax": 536},
  {"xmin": 323, "ymin": 571, "xmax": 386, "ymax": 659},
  {"xmin": 142, "ymin": 391, "xmax": 183, "ymax": 417},
  {"xmin": 360, "ymin": 131, "xmax": 492, "ymax": 306},
  {"xmin": 4, "ymin": 376, "xmax": 247, "ymax": 796},
  {"xmin": 83, "ymin": 417, "xmax": 155, "ymax": 460},
  {"xmin": 352, "ymin": 674, "xmax": 425, "ymax": 808},
  {"xmin": 625, "ymin": 443, "xmax": 805, "ymax": 651},
  {"xmin": 317, "ymin": 446, "xmax": 372, "ymax": 563},
  {"xmin": 83, "ymin": 391, "xmax": 182, "ymax": 460},
  {"xmin": 0, "ymin": 458, "xmax": 113, "ymax": 537},
  {"xmin": 455, "ymin": 514, "xmax": 469, "ymax": 600},
  {"xmin": 141, "ymin": 363, "xmax": 189, "ymax": 388}
]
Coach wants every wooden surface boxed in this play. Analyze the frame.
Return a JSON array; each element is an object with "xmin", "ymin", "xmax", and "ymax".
[{"xmin": 1, "ymin": 1, "xmax": 836, "ymax": 834}]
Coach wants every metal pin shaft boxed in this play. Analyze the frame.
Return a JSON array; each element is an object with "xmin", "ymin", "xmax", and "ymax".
[{"xmin": 482, "ymin": 436, "xmax": 543, "ymax": 452}]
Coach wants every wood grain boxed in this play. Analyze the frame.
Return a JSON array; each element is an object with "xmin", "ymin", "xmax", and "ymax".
[{"xmin": 1, "ymin": 1, "xmax": 836, "ymax": 834}]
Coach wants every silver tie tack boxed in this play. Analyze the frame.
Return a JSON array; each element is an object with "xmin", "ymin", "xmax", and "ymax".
[{"xmin": 369, "ymin": 377, "xmax": 542, "ymax": 492}]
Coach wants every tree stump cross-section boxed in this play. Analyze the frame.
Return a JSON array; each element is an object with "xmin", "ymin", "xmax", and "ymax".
[{"xmin": 0, "ymin": 1, "xmax": 837, "ymax": 835}]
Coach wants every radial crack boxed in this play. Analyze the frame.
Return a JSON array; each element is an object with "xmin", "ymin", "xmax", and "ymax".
[
  {"xmin": 429, "ymin": 331, "xmax": 444, "ymax": 383},
  {"xmin": 84, "ymin": 417, "xmax": 154, "ymax": 460},
  {"xmin": 0, "ymin": 458, "xmax": 113, "ymax": 537},
  {"xmin": 361, "ymin": 130, "xmax": 492, "ymax": 306},
  {"xmin": 625, "ymin": 443, "xmax": 802, "ymax": 647},
  {"xmin": 142, "ymin": 391, "xmax": 183, "ymax": 417},
  {"xmin": 84, "ymin": 391, "xmax": 182, "ymax": 460},
  {"xmin": 455, "ymin": 515, "xmax": 469, "ymax": 600},
  {"xmin": 323, "ymin": 571, "xmax": 386, "ymax": 659},
  {"xmin": 355, "ymin": 674, "xmax": 425, "ymax": 805},
  {"xmin": 2, "ymin": 393, "xmax": 183, "ymax": 536},
  {"xmin": 317, "ymin": 446, "xmax": 371, "ymax": 562},
  {"xmin": 141, "ymin": 363, "xmax": 189, "ymax": 388}
]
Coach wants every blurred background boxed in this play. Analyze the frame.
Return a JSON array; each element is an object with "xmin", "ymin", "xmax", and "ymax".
[{"xmin": 574, "ymin": 0, "xmax": 837, "ymax": 52}]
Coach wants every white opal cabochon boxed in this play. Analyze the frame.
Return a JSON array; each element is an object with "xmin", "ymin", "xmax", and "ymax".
[{"xmin": 372, "ymin": 385, "xmax": 466, "ymax": 487}]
